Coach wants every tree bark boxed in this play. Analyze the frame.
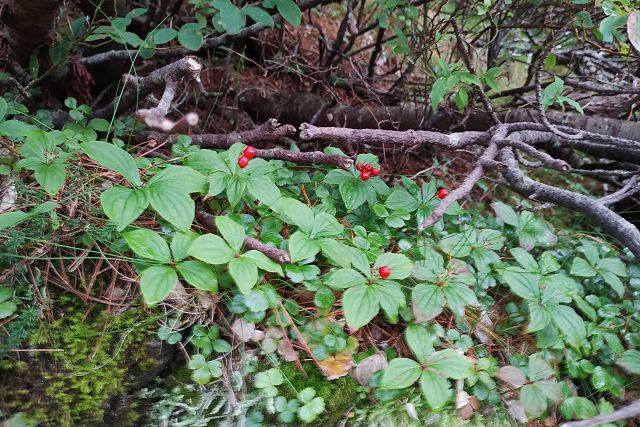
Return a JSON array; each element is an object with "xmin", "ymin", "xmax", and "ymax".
[
  {"xmin": 4, "ymin": 0, "xmax": 62, "ymax": 66},
  {"xmin": 239, "ymin": 89, "xmax": 640, "ymax": 142}
]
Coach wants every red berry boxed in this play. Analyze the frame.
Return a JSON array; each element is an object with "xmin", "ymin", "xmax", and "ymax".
[
  {"xmin": 360, "ymin": 171, "xmax": 370, "ymax": 181},
  {"xmin": 378, "ymin": 266, "xmax": 391, "ymax": 279},
  {"xmin": 238, "ymin": 156, "xmax": 249, "ymax": 168},
  {"xmin": 243, "ymin": 146, "xmax": 256, "ymax": 159},
  {"xmin": 364, "ymin": 164, "xmax": 373, "ymax": 171},
  {"xmin": 371, "ymin": 167, "xmax": 379, "ymax": 176},
  {"xmin": 436, "ymin": 188, "xmax": 448, "ymax": 199},
  {"xmin": 355, "ymin": 162, "xmax": 364, "ymax": 171}
]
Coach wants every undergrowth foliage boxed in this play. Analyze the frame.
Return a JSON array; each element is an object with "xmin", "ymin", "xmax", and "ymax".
[{"xmin": 2, "ymin": 95, "xmax": 640, "ymax": 425}]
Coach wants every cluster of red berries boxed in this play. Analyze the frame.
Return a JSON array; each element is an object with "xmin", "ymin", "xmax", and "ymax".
[
  {"xmin": 378, "ymin": 266, "xmax": 391, "ymax": 278},
  {"xmin": 237, "ymin": 146, "xmax": 256, "ymax": 168},
  {"xmin": 436, "ymin": 188, "xmax": 448, "ymax": 199},
  {"xmin": 355, "ymin": 163, "xmax": 380, "ymax": 181}
]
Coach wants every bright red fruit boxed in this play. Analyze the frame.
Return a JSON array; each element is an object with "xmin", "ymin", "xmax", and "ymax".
[
  {"xmin": 378, "ymin": 266, "xmax": 391, "ymax": 278},
  {"xmin": 243, "ymin": 146, "xmax": 256, "ymax": 159},
  {"xmin": 436, "ymin": 188, "xmax": 448, "ymax": 199},
  {"xmin": 360, "ymin": 171, "xmax": 370, "ymax": 181},
  {"xmin": 364, "ymin": 164, "xmax": 373, "ymax": 171},
  {"xmin": 371, "ymin": 167, "xmax": 380, "ymax": 176},
  {"xmin": 355, "ymin": 162, "xmax": 364, "ymax": 171},
  {"xmin": 238, "ymin": 156, "xmax": 249, "ymax": 168}
]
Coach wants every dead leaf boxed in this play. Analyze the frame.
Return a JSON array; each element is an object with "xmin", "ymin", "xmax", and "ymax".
[
  {"xmin": 278, "ymin": 339, "xmax": 299, "ymax": 362},
  {"xmin": 496, "ymin": 365, "xmax": 527, "ymax": 388},
  {"xmin": 628, "ymin": 11, "xmax": 640, "ymax": 53},
  {"xmin": 352, "ymin": 352, "xmax": 388, "ymax": 386},
  {"xmin": 318, "ymin": 352, "xmax": 353, "ymax": 380},
  {"xmin": 474, "ymin": 310, "xmax": 494, "ymax": 345},
  {"xmin": 504, "ymin": 399, "xmax": 527, "ymax": 424},
  {"xmin": 231, "ymin": 318, "xmax": 264, "ymax": 342}
]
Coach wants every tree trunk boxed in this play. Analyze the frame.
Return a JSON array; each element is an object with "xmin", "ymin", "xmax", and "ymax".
[{"xmin": 4, "ymin": 0, "xmax": 62, "ymax": 66}]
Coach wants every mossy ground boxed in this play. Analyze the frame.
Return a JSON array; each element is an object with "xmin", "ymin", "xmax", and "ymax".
[{"xmin": 0, "ymin": 296, "xmax": 161, "ymax": 426}]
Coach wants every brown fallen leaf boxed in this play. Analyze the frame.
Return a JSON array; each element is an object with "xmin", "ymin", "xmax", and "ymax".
[
  {"xmin": 318, "ymin": 352, "xmax": 353, "ymax": 380},
  {"xmin": 352, "ymin": 352, "xmax": 388, "ymax": 386}
]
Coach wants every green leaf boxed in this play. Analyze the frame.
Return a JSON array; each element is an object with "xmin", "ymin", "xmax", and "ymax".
[
  {"xmin": 213, "ymin": 0, "xmax": 245, "ymax": 34},
  {"xmin": 229, "ymin": 256, "xmax": 258, "ymax": 293},
  {"xmin": 225, "ymin": 175, "xmax": 247, "ymax": 207},
  {"xmin": 288, "ymin": 231, "xmax": 320, "ymax": 263},
  {"xmin": 374, "ymin": 253, "xmax": 413, "ymax": 280},
  {"xmin": 188, "ymin": 234, "xmax": 234, "ymax": 264},
  {"xmin": 146, "ymin": 185, "xmax": 194, "ymax": 230},
  {"xmin": 549, "ymin": 305, "xmax": 585, "ymax": 349},
  {"xmin": 215, "ymin": 216, "xmax": 245, "ymax": 252},
  {"xmin": 343, "ymin": 285, "xmax": 379, "ymax": 329},
  {"xmin": 279, "ymin": 197, "xmax": 314, "ymax": 233},
  {"xmin": 339, "ymin": 178, "xmax": 369, "ymax": 211},
  {"xmin": 319, "ymin": 239, "xmax": 352, "ymax": 268},
  {"xmin": 123, "ymin": 229, "xmax": 172, "ymax": 262},
  {"xmin": 501, "ymin": 269, "xmax": 539, "ymax": 300},
  {"xmin": 34, "ymin": 162, "xmax": 66, "ymax": 195},
  {"xmin": 427, "ymin": 349, "xmax": 473, "ymax": 379},
  {"xmin": 243, "ymin": 250, "xmax": 283, "ymax": 275},
  {"xmin": 178, "ymin": 27, "xmax": 203, "ymax": 51},
  {"xmin": 154, "ymin": 28, "xmax": 178, "ymax": 44},
  {"xmin": 528, "ymin": 355, "xmax": 554, "ymax": 381},
  {"xmin": 616, "ymin": 349, "xmax": 640, "ymax": 374},
  {"xmin": 405, "ymin": 323, "xmax": 434, "ymax": 362},
  {"xmin": 100, "ymin": 186, "xmax": 148, "ymax": 231},
  {"xmin": 139, "ymin": 266, "xmax": 178, "ymax": 305},
  {"xmin": 420, "ymin": 370, "xmax": 450, "ymax": 411},
  {"xmin": 80, "ymin": 141, "xmax": 141, "ymax": 186},
  {"xmin": 412, "ymin": 283, "xmax": 445, "ymax": 321},
  {"xmin": 170, "ymin": 231, "xmax": 198, "ymax": 262},
  {"xmin": 570, "ymin": 257, "xmax": 597, "ymax": 277},
  {"xmin": 255, "ymin": 368, "xmax": 284, "ymax": 388},
  {"xmin": 275, "ymin": 0, "xmax": 302, "ymax": 26},
  {"xmin": 491, "ymin": 201, "xmax": 519, "ymax": 226},
  {"xmin": 561, "ymin": 396, "xmax": 597, "ymax": 421},
  {"xmin": 243, "ymin": 5, "xmax": 275, "ymax": 26},
  {"xmin": 0, "ymin": 97, "xmax": 6, "ymax": 121},
  {"xmin": 510, "ymin": 248, "xmax": 539, "ymax": 271},
  {"xmin": 385, "ymin": 190, "xmax": 419, "ymax": 212},
  {"xmin": 597, "ymin": 257, "xmax": 627, "ymax": 277},
  {"xmin": 0, "ymin": 211, "xmax": 29, "ymax": 231},
  {"xmin": 430, "ymin": 77, "xmax": 448, "ymax": 110},
  {"xmin": 520, "ymin": 384, "xmax": 548, "ymax": 419},
  {"xmin": 439, "ymin": 232, "xmax": 472, "ymax": 258},
  {"xmin": 247, "ymin": 176, "xmax": 281, "ymax": 206},
  {"xmin": 380, "ymin": 358, "xmax": 421, "ymax": 389},
  {"xmin": 184, "ymin": 149, "xmax": 229, "ymax": 174},
  {"xmin": 311, "ymin": 212, "xmax": 343, "ymax": 238},
  {"xmin": 147, "ymin": 165, "xmax": 207, "ymax": 194},
  {"xmin": 176, "ymin": 260, "xmax": 218, "ymax": 292},
  {"xmin": 0, "ymin": 120, "xmax": 33, "ymax": 138},
  {"xmin": 326, "ymin": 268, "xmax": 366, "ymax": 289}
]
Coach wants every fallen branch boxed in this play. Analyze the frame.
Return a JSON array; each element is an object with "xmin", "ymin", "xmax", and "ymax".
[
  {"xmin": 93, "ymin": 56, "xmax": 203, "ymax": 122},
  {"xmin": 560, "ymin": 399, "xmax": 640, "ymax": 427},
  {"xmin": 299, "ymin": 123, "xmax": 489, "ymax": 148},
  {"xmin": 196, "ymin": 209, "xmax": 290, "ymax": 263},
  {"xmin": 146, "ymin": 119, "xmax": 296, "ymax": 149},
  {"xmin": 255, "ymin": 148, "xmax": 352, "ymax": 169}
]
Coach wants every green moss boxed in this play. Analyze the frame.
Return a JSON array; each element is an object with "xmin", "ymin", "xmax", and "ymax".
[
  {"xmin": 0, "ymin": 296, "xmax": 160, "ymax": 427},
  {"xmin": 279, "ymin": 362, "xmax": 361, "ymax": 425}
]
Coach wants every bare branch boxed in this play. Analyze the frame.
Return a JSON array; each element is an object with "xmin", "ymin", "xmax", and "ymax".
[
  {"xmin": 93, "ymin": 56, "xmax": 204, "ymax": 122},
  {"xmin": 300, "ymin": 123, "xmax": 489, "ymax": 148},
  {"xmin": 560, "ymin": 399, "xmax": 640, "ymax": 427},
  {"xmin": 196, "ymin": 209, "xmax": 290, "ymax": 264}
]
